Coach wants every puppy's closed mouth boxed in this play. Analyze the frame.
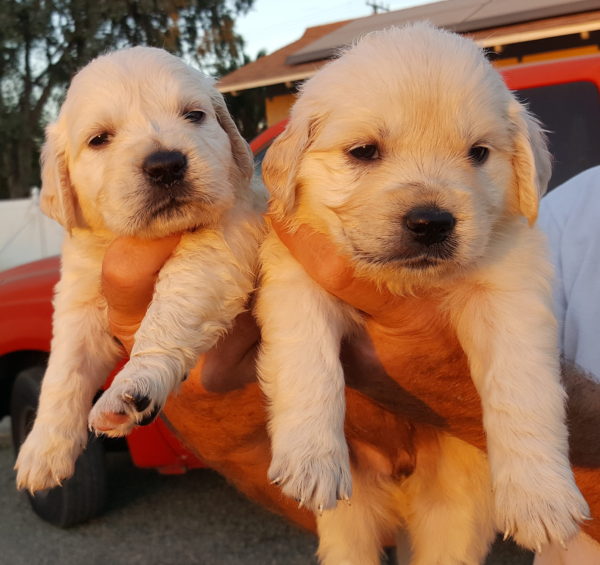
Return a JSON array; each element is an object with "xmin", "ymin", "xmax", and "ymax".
[
  {"xmin": 352, "ymin": 242, "xmax": 457, "ymax": 270},
  {"xmin": 400, "ymin": 256, "xmax": 445, "ymax": 270},
  {"xmin": 143, "ymin": 187, "xmax": 214, "ymax": 218},
  {"xmin": 126, "ymin": 195, "xmax": 191, "ymax": 231},
  {"xmin": 147, "ymin": 197, "xmax": 190, "ymax": 219}
]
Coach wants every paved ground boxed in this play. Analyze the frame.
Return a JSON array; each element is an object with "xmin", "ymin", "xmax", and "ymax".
[{"xmin": 0, "ymin": 417, "xmax": 532, "ymax": 564}]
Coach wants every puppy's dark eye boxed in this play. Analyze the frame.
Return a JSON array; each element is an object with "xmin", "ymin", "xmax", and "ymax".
[
  {"xmin": 468, "ymin": 145, "xmax": 489, "ymax": 165},
  {"xmin": 348, "ymin": 144, "xmax": 379, "ymax": 161},
  {"xmin": 88, "ymin": 132, "xmax": 111, "ymax": 148},
  {"xmin": 183, "ymin": 110, "xmax": 205, "ymax": 124}
]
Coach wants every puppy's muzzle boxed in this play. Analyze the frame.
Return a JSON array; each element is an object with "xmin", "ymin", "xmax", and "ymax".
[
  {"xmin": 143, "ymin": 150, "xmax": 188, "ymax": 186},
  {"xmin": 404, "ymin": 206, "xmax": 456, "ymax": 246}
]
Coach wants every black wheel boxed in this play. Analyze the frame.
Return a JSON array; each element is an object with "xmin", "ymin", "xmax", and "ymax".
[{"xmin": 10, "ymin": 365, "xmax": 107, "ymax": 527}]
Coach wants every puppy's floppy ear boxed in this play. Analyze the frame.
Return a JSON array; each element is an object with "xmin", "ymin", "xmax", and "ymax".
[
  {"xmin": 210, "ymin": 90, "xmax": 254, "ymax": 188},
  {"xmin": 509, "ymin": 98, "xmax": 552, "ymax": 225},
  {"xmin": 40, "ymin": 123, "xmax": 80, "ymax": 233},
  {"xmin": 262, "ymin": 115, "xmax": 317, "ymax": 219}
]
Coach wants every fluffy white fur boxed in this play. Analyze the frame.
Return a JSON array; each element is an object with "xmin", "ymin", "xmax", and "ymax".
[
  {"xmin": 15, "ymin": 47, "xmax": 264, "ymax": 493},
  {"xmin": 257, "ymin": 23, "xmax": 588, "ymax": 562}
]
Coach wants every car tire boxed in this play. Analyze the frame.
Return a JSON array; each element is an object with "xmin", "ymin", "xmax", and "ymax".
[{"xmin": 10, "ymin": 365, "xmax": 107, "ymax": 527}]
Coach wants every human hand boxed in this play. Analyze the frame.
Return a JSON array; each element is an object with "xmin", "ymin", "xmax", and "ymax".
[
  {"xmin": 102, "ymin": 234, "xmax": 182, "ymax": 354},
  {"xmin": 270, "ymin": 217, "xmax": 486, "ymax": 448},
  {"xmin": 102, "ymin": 235, "xmax": 259, "ymax": 392}
]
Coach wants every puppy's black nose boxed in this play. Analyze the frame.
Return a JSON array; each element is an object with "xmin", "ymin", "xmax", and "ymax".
[
  {"xmin": 143, "ymin": 150, "xmax": 187, "ymax": 185},
  {"xmin": 404, "ymin": 207, "xmax": 456, "ymax": 245}
]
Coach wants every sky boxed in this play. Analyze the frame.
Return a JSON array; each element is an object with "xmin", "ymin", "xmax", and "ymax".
[{"xmin": 235, "ymin": 0, "xmax": 439, "ymax": 59}]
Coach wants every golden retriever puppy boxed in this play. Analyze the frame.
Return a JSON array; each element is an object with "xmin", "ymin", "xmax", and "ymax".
[
  {"xmin": 15, "ymin": 47, "xmax": 263, "ymax": 493},
  {"xmin": 257, "ymin": 23, "xmax": 588, "ymax": 562}
]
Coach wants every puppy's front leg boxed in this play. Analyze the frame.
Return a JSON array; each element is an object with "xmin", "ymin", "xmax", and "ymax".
[
  {"xmin": 16, "ymin": 262, "xmax": 121, "ymax": 492},
  {"xmin": 88, "ymin": 228, "xmax": 256, "ymax": 436},
  {"xmin": 257, "ymin": 232, "xmax": 353, "ymax": 512},
  {"xmin": 448, "ymin": 233, "xmax": 589, "ymax": 551}
]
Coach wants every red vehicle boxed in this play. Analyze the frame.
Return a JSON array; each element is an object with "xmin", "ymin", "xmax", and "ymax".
[{"xmin": 1, "ymin": 54, "xmax": 599, "ymax": 527}]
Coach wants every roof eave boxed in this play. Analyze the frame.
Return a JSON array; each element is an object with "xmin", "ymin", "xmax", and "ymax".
[
  {"xmin": 218, "ymin": 18, "xmax": 600, "ymax": 94},
  {"xmin": 474, "ymin": 18, "xmax": 600, "ymax": 47},
  {"xmin": 218, "ymin": 69, "xmax": 321, "ymax": 93}
]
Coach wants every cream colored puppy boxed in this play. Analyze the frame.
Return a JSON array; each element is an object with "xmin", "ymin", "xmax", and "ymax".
[
  {"xmin": 15, "ymin": 47, "xmax": 263, "ymax": 493},
  {"xmin": 257, "ymin": 23, "xmax": 588, "ymax": 560}
]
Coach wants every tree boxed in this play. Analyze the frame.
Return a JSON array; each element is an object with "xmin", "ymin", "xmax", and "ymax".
[
  {"xmin": 218, "ymin": 48, "xmax": 267, "ymax": 141},
  {"xmin": 0, "ymin": 0, "xmax": 254, "ymax": 199}
]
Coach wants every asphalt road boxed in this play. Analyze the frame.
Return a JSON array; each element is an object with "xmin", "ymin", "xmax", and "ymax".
[{"xmin": 0, "ymin": 418, "xmax": 532, "ymax": 565}]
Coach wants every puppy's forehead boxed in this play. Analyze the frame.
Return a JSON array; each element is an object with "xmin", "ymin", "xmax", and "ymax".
[
  {"xmin": 62, "ymin": 47, "xmax": 214, "ymax": 130},
  {"xmin": 301, "ymin": 24, "xmax": 511, "ymax": 145}
]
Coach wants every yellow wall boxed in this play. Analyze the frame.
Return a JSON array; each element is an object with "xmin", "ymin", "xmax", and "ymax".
[
  {"xmin": 522, "ymin": 44, "xmax": 599, "ymax": 63},
  {"xmin": 494, "ymin": 45, "xmax": 598, "ymax": 67},
  {"xmin": 266, "ymin": 93, "xmax": 296, "ymax": 126},
  {"xmin": 493, "ymin": 58, "xmax": 520, "ymax": 68}
]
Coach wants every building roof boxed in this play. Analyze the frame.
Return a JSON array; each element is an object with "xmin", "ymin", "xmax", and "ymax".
[
  {"xmin": 218, "ymin": 20, "xmax": 351, "ymax": 94},
  {"xmin": 287, "ymin": 0, "xmax": 599, "ymax": 64},
  {"xmin": 218, "ymin": 0, "xmax": 600, "ymax": 93}
]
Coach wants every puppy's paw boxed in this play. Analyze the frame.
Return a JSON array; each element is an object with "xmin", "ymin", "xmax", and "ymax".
[
  {"xmin": 88, "ymin": 378, "xmax": 163, "ymax": 437},
  {"xmin": 15, "ymin": 424, "xmax": 86, "ymax": 493},
  {"xmin": 268, "ymin": 433, "xmax": 352, "ymax": 513},
  {"xmin": 494, "ymin": 472, "xmax": 589, "ymax": 552}
]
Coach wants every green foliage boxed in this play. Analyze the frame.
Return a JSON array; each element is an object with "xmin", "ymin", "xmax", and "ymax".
[{"xmin": 0, "ymin": 0, "xmax": 255, "ymax": 198}]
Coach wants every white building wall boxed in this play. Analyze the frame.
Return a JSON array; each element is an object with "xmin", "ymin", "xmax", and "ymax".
[{"xmin": 0, "ymin": 190, "xmax": 64, "ymax": 271}]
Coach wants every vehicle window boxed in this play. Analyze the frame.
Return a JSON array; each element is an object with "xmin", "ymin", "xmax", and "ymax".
[{"xmin": 515, "ymin": 81, "xmax": 600, "ymax": 191}]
